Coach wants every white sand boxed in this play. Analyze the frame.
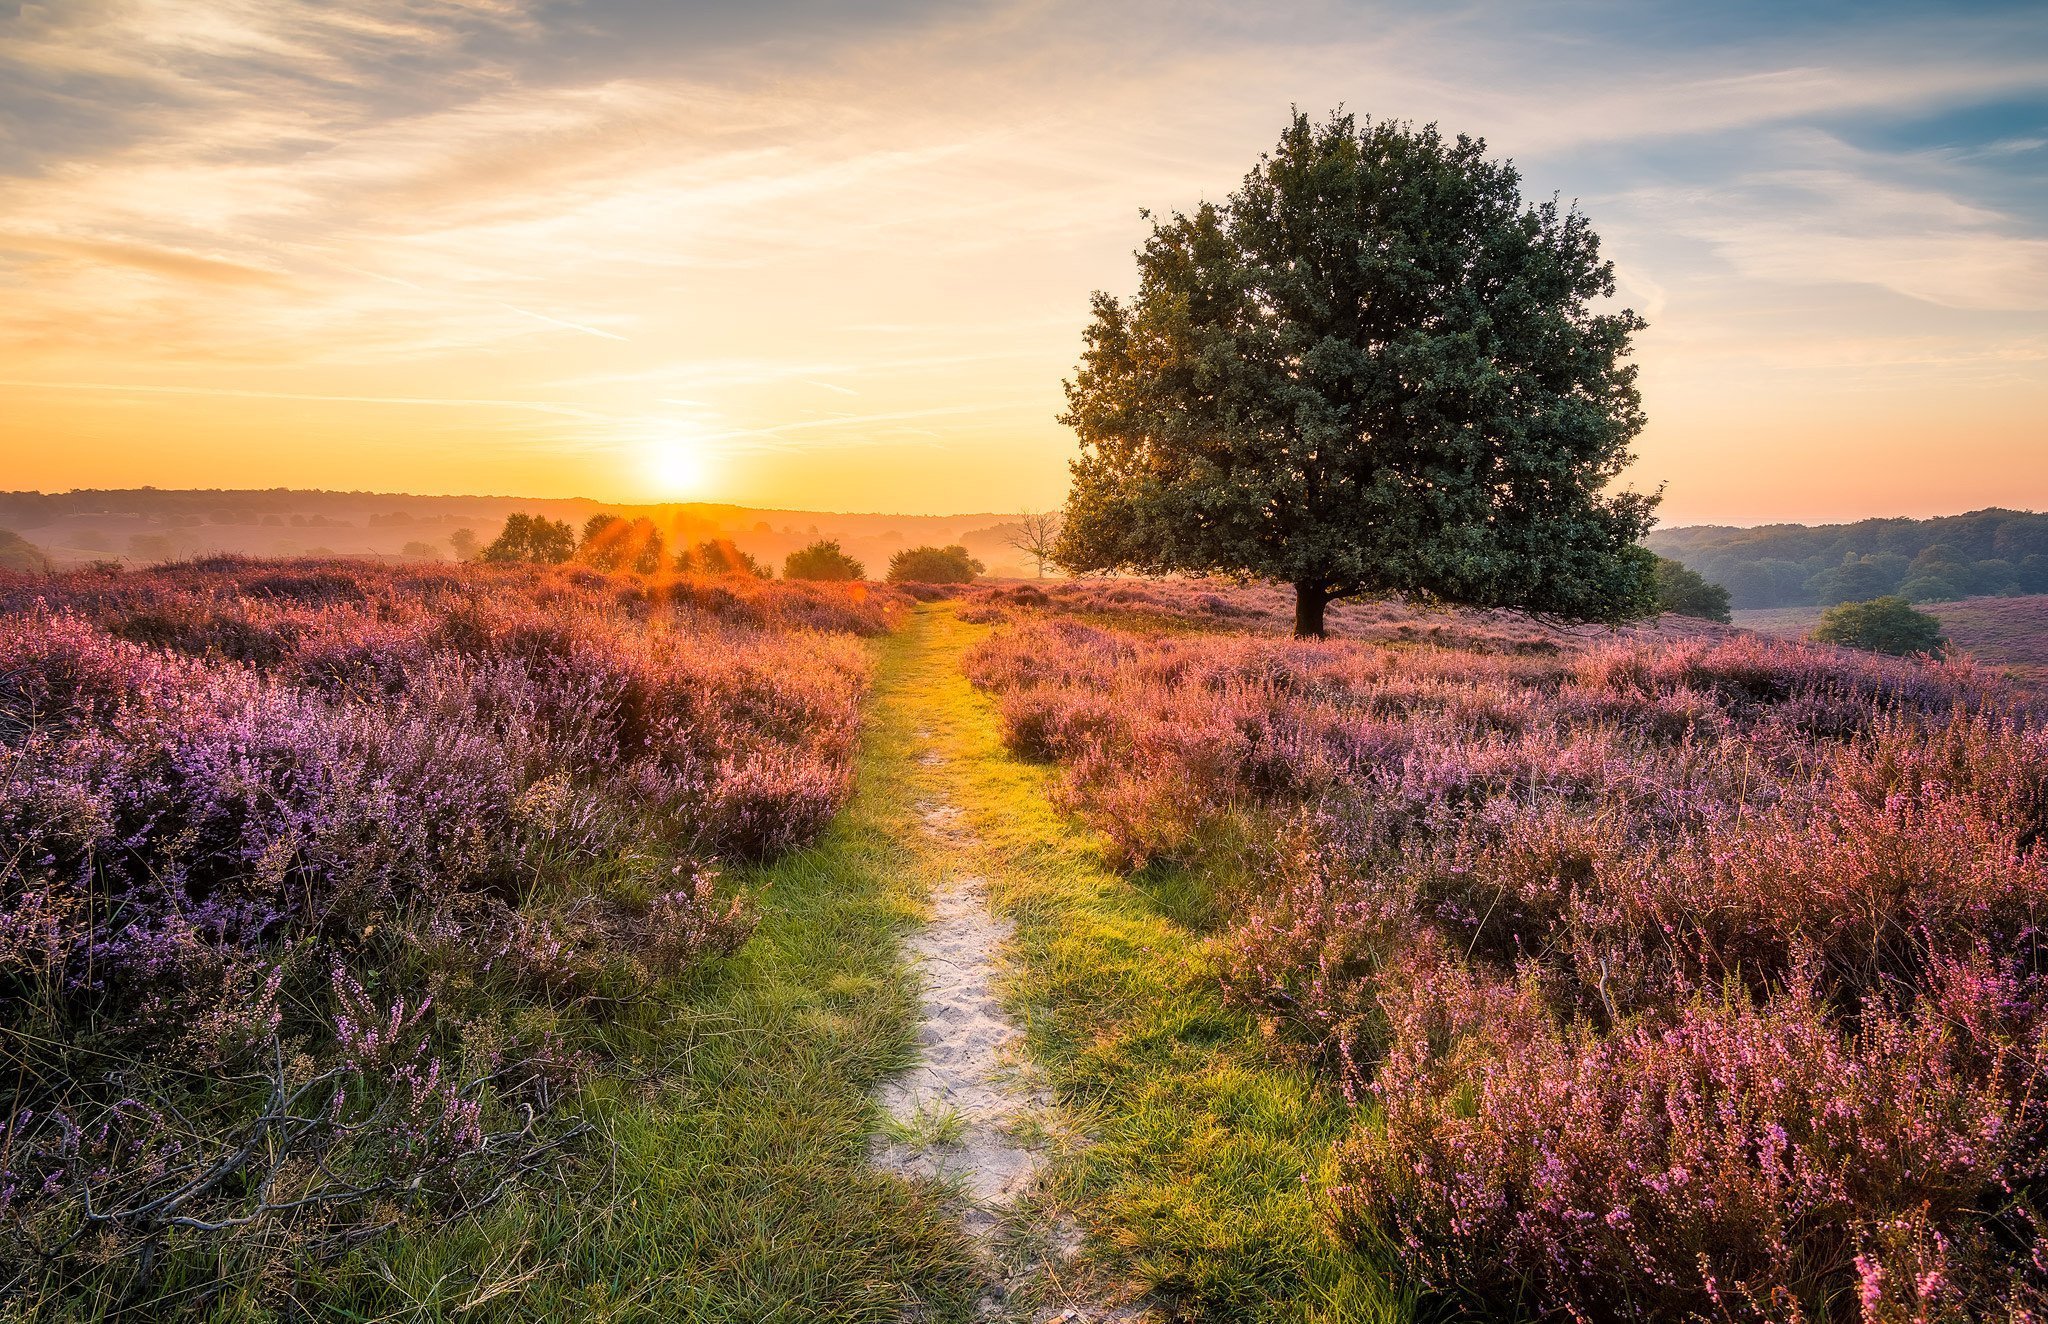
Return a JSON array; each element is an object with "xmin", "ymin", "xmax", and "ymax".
[
  {"xmin": 873, "ymin": 802, "xmax": 1048, "ymax": 1240},
  {"xmin": 875, "ymin": 735, "xmax": 1146, "ymax": 1321}
]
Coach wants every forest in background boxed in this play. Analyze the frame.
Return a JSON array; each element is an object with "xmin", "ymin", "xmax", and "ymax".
[
  {"xmin": 1648, "ymin": 508, "xmax": 2048, "ymax": 608},
  {"xmin": 0, "ymin": 489, "xmax": 1037, "ymax": 578}
]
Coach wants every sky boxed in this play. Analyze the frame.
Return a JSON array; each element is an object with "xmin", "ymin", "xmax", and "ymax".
[{"xmin": 0, "ymin": 0, "xmax": 2044, "ymax": 525}]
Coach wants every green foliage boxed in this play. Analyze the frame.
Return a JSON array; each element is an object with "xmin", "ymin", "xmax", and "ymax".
[
  {"xmin": 785, "ymin": 538, "xmax": 866, "ymax": 581},
  {"xmin": 480, "ymin": 512, "xmax": 575, "ymax": 564},
  {"xmin": 0, "ymin": 527, "xmax": 50, "ymax": 573},
  {"xmin": 1055, "ymin": 109, "xmax": 1658, "ymax": 637},
  {"xmin": 1812, "ymin": 596, "xmax": 1947, "ymax": 657},
  {"xmin": 1652, "ymin": 556, "xmax": 1731, "ymax": 622},
  {"xmin": 886, "ymin": 544, "xmax": 983, "ymax": 584},
  {"xmin": 1650, "ymin": 508, "xmax": 2048, "ymax": 609}
]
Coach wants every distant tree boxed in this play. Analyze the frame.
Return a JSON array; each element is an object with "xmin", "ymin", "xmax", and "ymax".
[
  {"xmin": 1812, "ymin": 596, "xmax": 1946, "ymax": 657},
  {"xmin": 0, "ymin": 528, "xmax": 49, "ymax": 573},
  {"xmin": 400, "ymin": 540, "xmax": 443, "ymax": 560},
  {"xmin": 448, "ymin": 528, "xmax": 480, "ymax": 561},
  {"xmin": 887, "ymin": 544, "xmax": 984, "ymax": 584},
  {"xmin": 784, "ymin": 539, "xmax": 865, "ymax": 581},
  {"xmin": 1651, "ymin": 557, "xmax": 1731, "ymax": 623},
  {"xmin": 578, "ymin": 514, "xmax": 664, "ymax": 573},
  {"xmin": 578, "ymin": 513, "xmax": 625, "ymax": 570},
  {"xmin": 1055, "ymin": 110, "xmax": 1658, "ymax": 638},
  {"xmin": 689, "ymin": 539, "xmax": 769, "ymax": 578},
  {"xmin": 1005, "ymin": 511, "xmax": 1063, "ymax": 579},
  {"xmin": 480, "ymin": 513, "xmax": 575, "ymax": 565}
]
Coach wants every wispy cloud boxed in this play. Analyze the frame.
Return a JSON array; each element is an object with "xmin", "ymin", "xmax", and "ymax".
[{"xmin": 0, "ymin": 0, "xmax": 2043, "ymax": 515}]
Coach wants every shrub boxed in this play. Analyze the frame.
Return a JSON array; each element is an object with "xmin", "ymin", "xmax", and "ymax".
[
  {"xmin": 886, "ymin": 544, "xmax": 983, "ymax": 584},
  {"xmin": 0, "ymin": 528, "xmax": 48, "ymax": 573},
  {"xmin": 1652, "ymin": 555, "xmax": 1732, "ymax": 622},
  {"xmin": 785, "ymin": 539, "xmax": 866, "ymax": 581},
  {"xmin": 1813, "ymin": 595, "xmax": 1947, "ymax": 656}
]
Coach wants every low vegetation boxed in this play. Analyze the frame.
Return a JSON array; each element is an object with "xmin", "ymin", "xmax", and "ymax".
[
  {"xmin": 1652, "ymin": 554, "xmax": 1732, "ymax": 622},
  {"xmin": 887, "ymin": 544, "xmax": 984, "ymax": 584},
  {"xmin": 1813, "ymin": 594, "xmax": 1948, "ymax": 656},
  {"xmin": 785, "ymin": 538, "xmax": 867, "ymax": 581},
  {"xmin": 964, "ymin": 580, "xmax": 2045, "ymax": 1320},
  {"xmin": 0, "ymin": 557, "xmax": 896, "ymax": 1313}
]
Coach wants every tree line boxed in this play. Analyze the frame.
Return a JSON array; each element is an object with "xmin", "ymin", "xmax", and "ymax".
[{"xmin": 1648, "ymin": 508, "xmax": 2048, "ymax": 609}]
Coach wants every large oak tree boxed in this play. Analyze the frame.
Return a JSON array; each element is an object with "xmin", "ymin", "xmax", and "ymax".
[{"xmin": 1056, "ymin": 111, "xmax": 1660, "ymax": 637}]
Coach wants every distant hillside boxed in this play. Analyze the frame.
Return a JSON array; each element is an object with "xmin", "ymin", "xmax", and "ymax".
[
  {"xmin": 1736, "ymin": 593, "xmax": 2048, "ymax": 687},
  {"xmin": 1649, "ymin": 508, "xmax": 2048, "ymax": 610},
  {"xmin": 0, "ymin": 489, "xmax": 1039, "ymax": 576}
]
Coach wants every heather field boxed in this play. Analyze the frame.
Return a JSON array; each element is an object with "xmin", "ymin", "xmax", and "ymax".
[
  {"xmin": 7, "ymin": 562, "xmax": 2047, "ymax": 1322},
  {"xmin": 963, "ymin": 580, "xmax": 2048, "ymax": 1320},
  {"xmin": 0, "ymin": 558, "xmax": 948, "ymax": 1317}
]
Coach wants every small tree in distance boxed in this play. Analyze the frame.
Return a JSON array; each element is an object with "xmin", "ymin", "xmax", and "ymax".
[
  {"xmin": 1652, "ymin": 557, "xmax": 1732, "ymax": 623},
  {"xmin": 784, "ymin": 539, "xmax": 865, "ymax": 581},
  {"xmin": 1056, "ymin": 110, "xmax": 1659, "ymax": 638},
  {"xmin": 1005, "ymin": 511, "xmax": 1063, "ymax": 579},
  {"xmin": 480, "ymin": 513, "xmax": 575, "ymax": 564},
  {"xmin": 887, "ymin": 544, "xmax": 983, "ymax": 584},
  {"xmin": 1812, "ymin": 596, "xmax": 1946, "ymax": 657},
  {"xmin": 448, "ymin": 528, "xmax": 479, "ymax": 561}
]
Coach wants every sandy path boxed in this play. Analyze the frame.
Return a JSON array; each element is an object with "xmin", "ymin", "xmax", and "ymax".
[{"xmin": 873, "ymin": 730, "xmax": 1136, "ymax": 1321}]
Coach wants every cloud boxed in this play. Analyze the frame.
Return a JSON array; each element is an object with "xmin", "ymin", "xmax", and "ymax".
[
  {"xmin": 0, "ymin": 232, "xmax": 292, "ymax": 286},
  {"xmin": 1, "ymin": 0, "xmax": 2043, "ymax": 512}
]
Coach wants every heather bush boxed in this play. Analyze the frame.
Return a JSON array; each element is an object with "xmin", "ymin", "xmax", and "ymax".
[
  {"xmin": 0, "ymin": 557, "xmax": 882, "ymax": 1310},
  {"xmin": 966, "ymin": 608, "xmax": 2046, "ymax": 1319}
]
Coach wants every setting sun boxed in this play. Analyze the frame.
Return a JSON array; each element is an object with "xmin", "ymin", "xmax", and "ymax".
[{"xmin": 647, "ymin": 437, "xmax": 712, "ymax": 498}]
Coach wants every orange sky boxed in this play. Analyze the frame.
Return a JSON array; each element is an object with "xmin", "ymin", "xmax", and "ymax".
[{"xmin": 1, "ymin": 2, "xmax": 2044, "ymax": 525}]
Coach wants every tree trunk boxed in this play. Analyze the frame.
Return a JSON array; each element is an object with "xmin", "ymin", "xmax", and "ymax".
[{"xmin": 1293, "ymin": 581, "xmax": 1329, "ymax": 639}]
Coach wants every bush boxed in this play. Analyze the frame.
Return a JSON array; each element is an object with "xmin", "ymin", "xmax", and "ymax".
[
  {"xmin": 1813, "ymin": 595, "xmax": 1946, "ymax": 656},
  {"xmin": 886, "ymin": 544, "xmax": 983, "ymax": 584},
  {"xmin": 0, "ymin": 528, "xmax": 48, "ymax": 573},
  {"xmin": 1652, "ymin": 556, "xmax": 1732, "ymax": 622},
  {"xmin": 784, "ymin": 539, "xmax": 865, "ymax": 582}
]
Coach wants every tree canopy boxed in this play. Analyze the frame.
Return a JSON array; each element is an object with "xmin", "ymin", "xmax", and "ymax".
[
  {"xmin": 886, "ymin": 544, "xmax": 983, "ymax": 584},
  {"xmin": 1812, "ymin": 596, "xmax": 1947, "ymax": 657},
  {"xmin": 480, "ymin": 513, "xmax": 574, "ymax": 564},
  {"xmin": 1055, "ymin": 110, "xmax": 1658, "ymax": 637}
]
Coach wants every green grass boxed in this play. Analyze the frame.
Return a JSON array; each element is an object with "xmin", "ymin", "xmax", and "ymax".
[{"xmin": 902, "ymin": 605, "xmax": 1409, "ymax": 1323}]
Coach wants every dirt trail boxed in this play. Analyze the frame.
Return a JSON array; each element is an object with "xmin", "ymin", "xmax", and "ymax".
[
  {"xmin": 872, "ymin": 780, "xmax": 1048, "ymax": 1238},
  {"xmin": 870, "ymin": 622, "xmax": 1142, "ymax": 1322}
]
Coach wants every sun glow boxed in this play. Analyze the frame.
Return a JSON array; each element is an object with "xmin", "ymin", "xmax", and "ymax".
[{"xmin": 646, "ymin": 437, "xmax": 713, "ymax": 498}]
